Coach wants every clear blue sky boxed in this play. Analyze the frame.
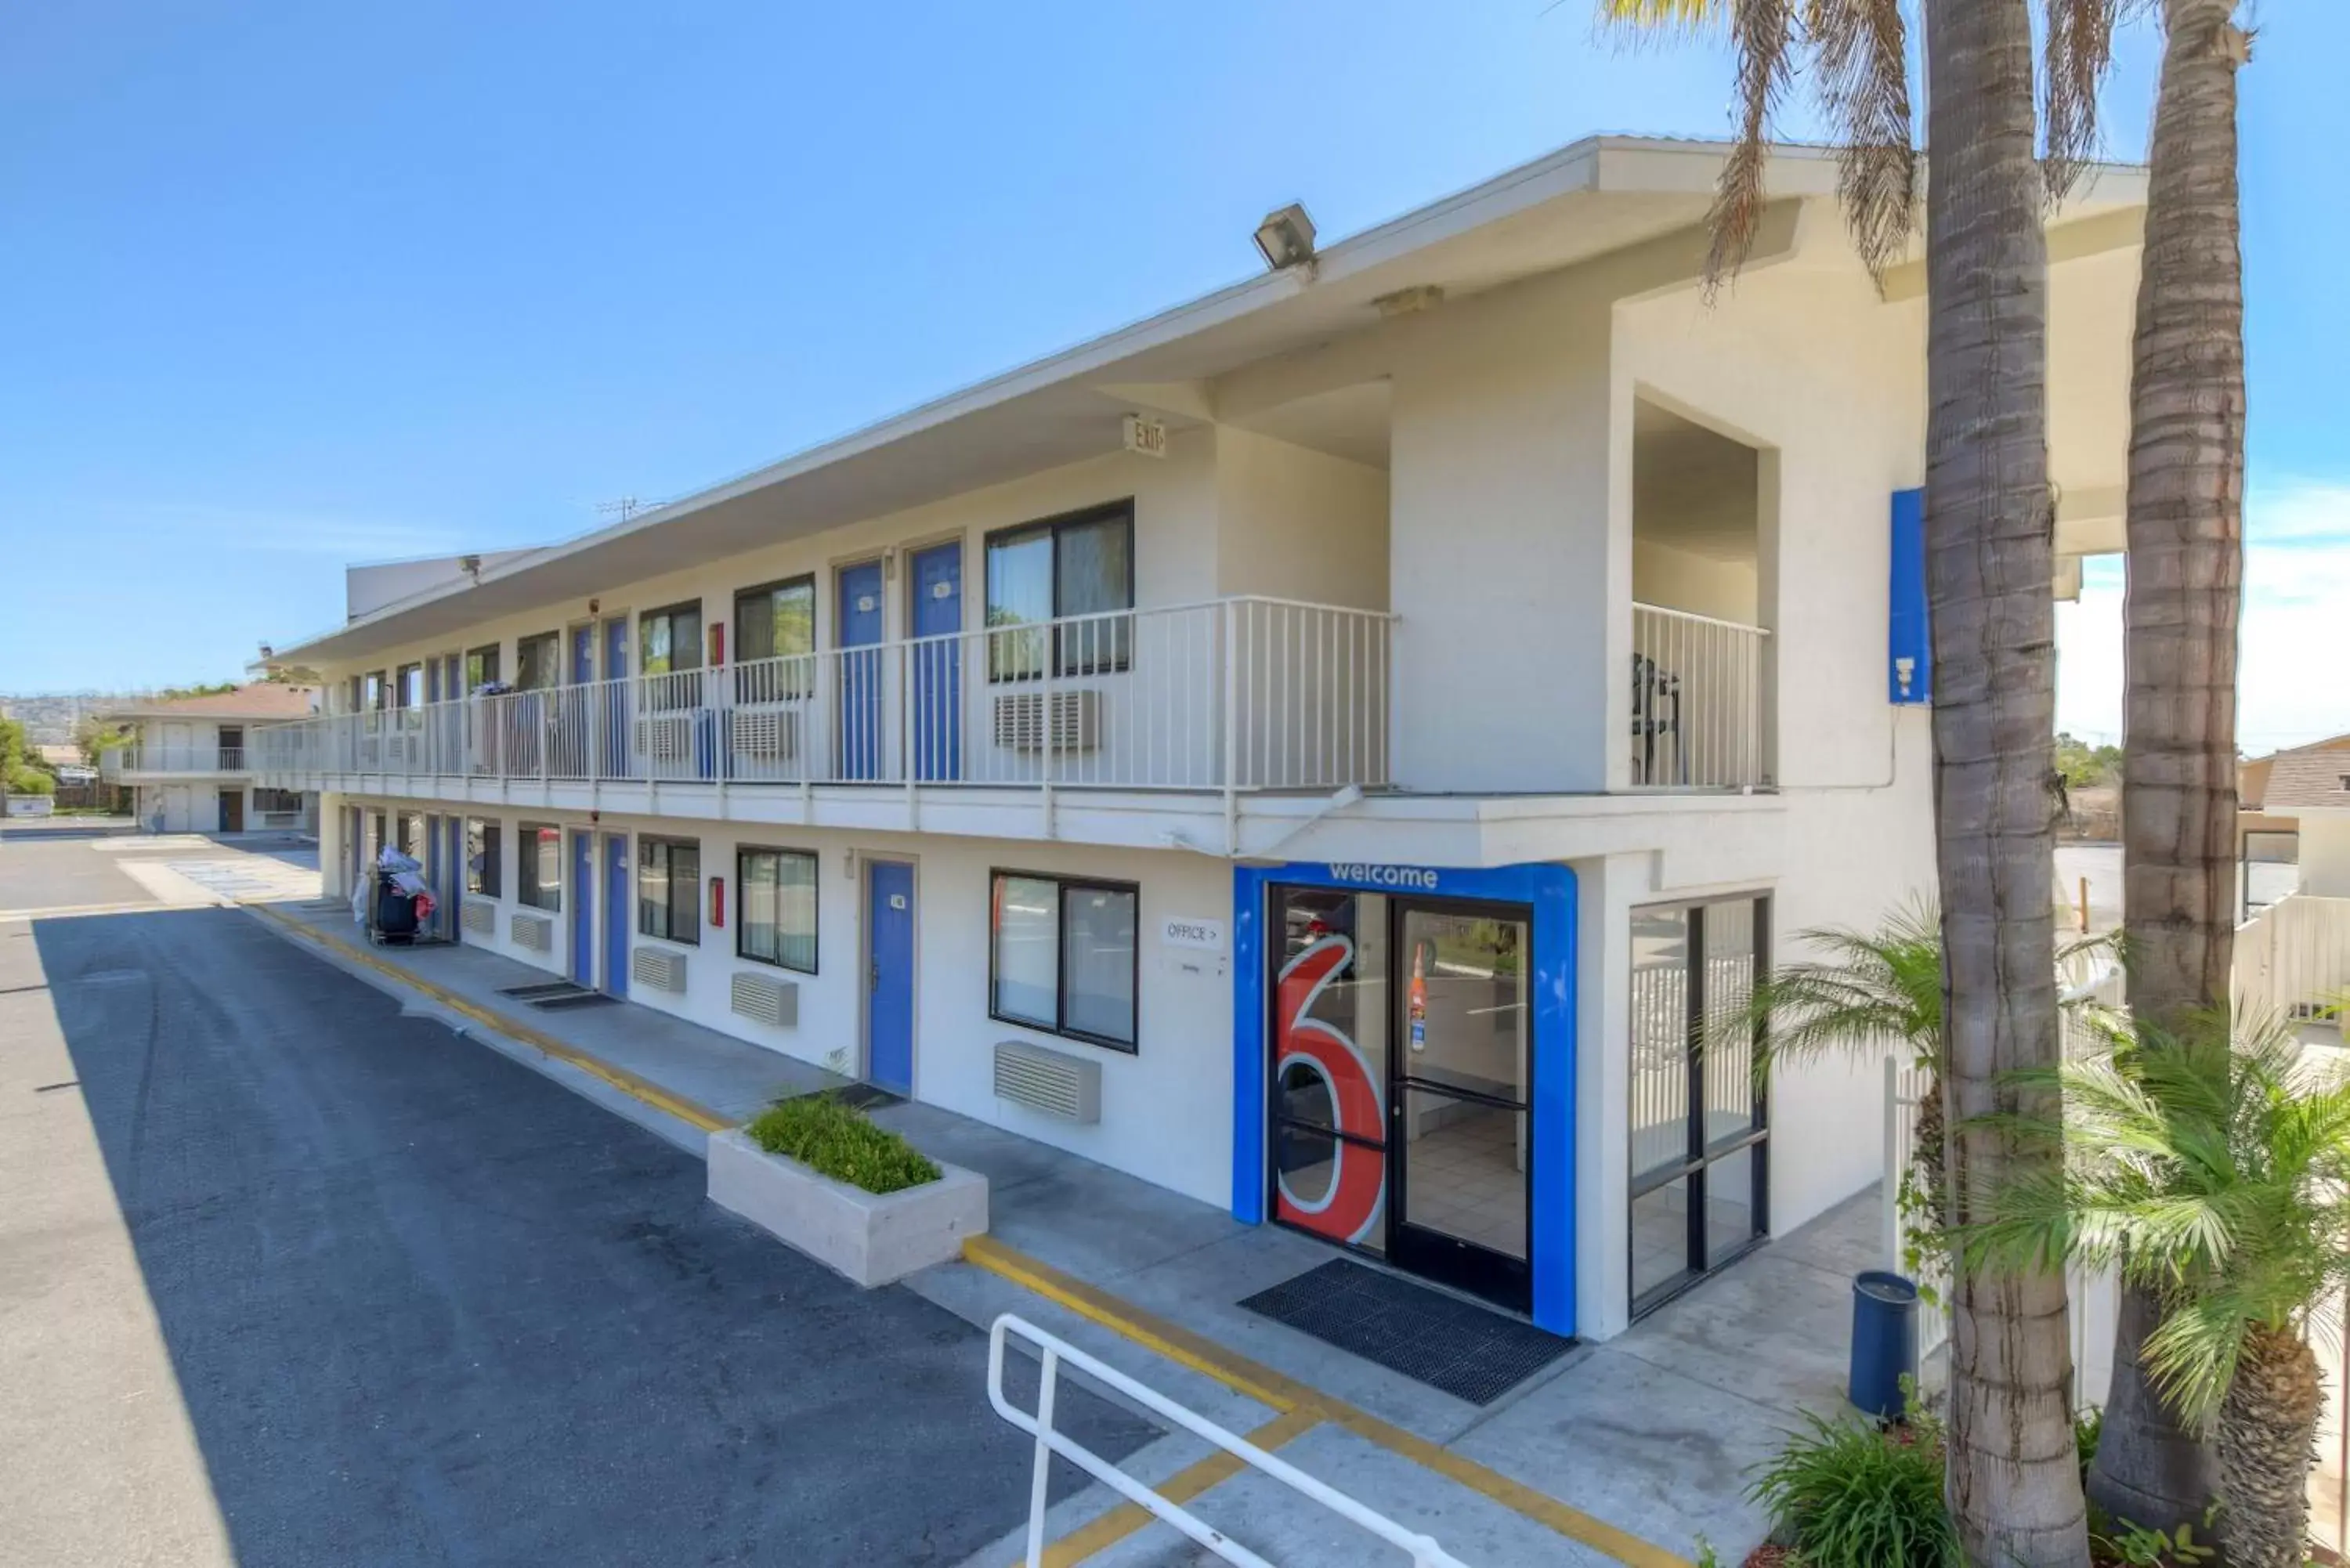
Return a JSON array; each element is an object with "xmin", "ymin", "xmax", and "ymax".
[{"xmin": 2, "ymin": 2, "xmax": 2340, "ymax": 746}]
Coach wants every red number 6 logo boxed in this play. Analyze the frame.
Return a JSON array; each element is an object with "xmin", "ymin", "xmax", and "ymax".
[{"xmin": 1273, "ymin": 934, "xmax": 1386, "ymax": 1245}]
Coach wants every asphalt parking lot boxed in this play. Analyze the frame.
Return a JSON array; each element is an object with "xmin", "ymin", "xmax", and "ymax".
[{"xmin": 2, "ymin": 830, "xmax": 1145, "ymax": 1567}]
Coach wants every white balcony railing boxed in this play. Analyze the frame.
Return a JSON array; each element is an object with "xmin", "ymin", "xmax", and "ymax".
[
  {"xmin": 250, "ymin": 596, "xmax": 1395, "ymax": 797},
  {"xmin": 101, "ymin": 746, "xmax": 248, "ymax": 778},
  {"xmin": 1629, "ymin": 603, "xmax": 1770, "ymax": 790}
]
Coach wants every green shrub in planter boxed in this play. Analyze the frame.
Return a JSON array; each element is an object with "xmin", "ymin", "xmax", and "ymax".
[
  {"xmin": 1748, "ymin": 1411, "xmax": 1959, "ymax": 1568},
  {"xmin": 744, "ymin": 1093, "xmax": 941, "ymax": 1196}
]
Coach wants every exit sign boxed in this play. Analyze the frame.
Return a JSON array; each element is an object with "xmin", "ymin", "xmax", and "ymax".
[{"xmin": 1123, "ymin": 413, "xmax": 1169, "ymax": 459}]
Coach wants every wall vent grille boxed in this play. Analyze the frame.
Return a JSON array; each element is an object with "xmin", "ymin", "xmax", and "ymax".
[
  {"xmin": 632, "ymin": 946, "xmax": 688, "ymax": 993},
  {"xmin": 992, "ymin": 1039, "xmax": 1101, "ymax": 1123},
  {"xmin": 730, "ymin": 970, "xmax": 797, "ymax": 1027}
]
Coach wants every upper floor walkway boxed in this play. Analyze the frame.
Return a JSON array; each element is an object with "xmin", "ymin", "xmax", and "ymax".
[
  {"xmin": 251, "ymin": 593, "xmax": 1768, "ymax": 811},
  {"xmin": 101, "ymin": 745, "xmax": 250, "ymax": 780}
]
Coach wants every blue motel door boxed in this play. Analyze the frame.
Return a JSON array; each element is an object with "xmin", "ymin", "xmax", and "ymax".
[
  {"xmin": 909, "ymin": 542, "xmax": 962, "ymax": 781},
  {"xmin": 837, "ymin": 561, "xmax": 885, "ymax": 781},
  {"xmin": 602, "ymin": 835, "xmax": 630, "ymax": 998},
  {"xmin": 569, "ymin": 830, "xmax": 595, "ymax": 985},
  {"xmin": 865, "ymin": 861, "xmax": 916, "ymax": 1095}
]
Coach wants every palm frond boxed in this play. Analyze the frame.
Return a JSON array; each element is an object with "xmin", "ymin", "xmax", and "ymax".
[
  {"xmin": 1729, "ymin": 904, "xmax": 1945, "ymax": 1077},
  {"xmin": 1599, "ymin": 0, "xmax": 1726, "ymax": 27},
  {"xmin": 1705, "ymin": 0, "xmax": 1799, "ymax": 292},
  {"xmin": 1805, "ymin": 0, "xmax": 1915, "ymax": 280},
  {"xmin": 1962, "ymin": 1005, "xmax": 2350, "ymax": 1427},
  {"xmin": 2042, "ymin": 0, "xmax": 2121, "ymax": 201}
]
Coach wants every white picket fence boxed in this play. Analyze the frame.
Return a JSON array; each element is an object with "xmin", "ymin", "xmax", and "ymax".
[
  {"xmin": 1880, "ymin": 953, "xmax": 2124, "ymax": 1407},
  {"xmin": 2235, "ymin": 894, "xmax": 2350, "ymax": 1035}
]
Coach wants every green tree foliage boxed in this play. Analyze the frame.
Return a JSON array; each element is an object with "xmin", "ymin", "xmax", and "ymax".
[
  {"xmin": 72, "ymin": 715, "xmax": 132, "ymax": 768},
  {"xmin": 2055, "ymin": 732, "xmax": 2124, "ymax": 789},
  {"xmin": 1967, "ymin": 1011, "xmax": 2350, "ymax": 1568},
  {"xmin": 0, "ymin": 716, "xmax": 57, "ymax": 795}
]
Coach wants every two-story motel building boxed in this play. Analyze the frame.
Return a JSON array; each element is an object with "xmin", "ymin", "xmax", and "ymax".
[{"xmin": 250, "ymin": 136, "xmax": 2145, "ymax": 1342}]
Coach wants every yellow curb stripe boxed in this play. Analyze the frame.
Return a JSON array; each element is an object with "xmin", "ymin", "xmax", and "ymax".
[
  {"xmin": 960, "ymin": 1234, "xmax": 1692, "ymax": 1568},
  {"xmin": 963, "ymin": 1234, "xmax": 1304, "ymax": 1414},
  {"xmin": 247, "ymin": 905, "xmax": 732, "ymax": 1134},
  {"xmin": 1016, "ymin": 1407, "xmax": 1321, "ymax": 1568}
]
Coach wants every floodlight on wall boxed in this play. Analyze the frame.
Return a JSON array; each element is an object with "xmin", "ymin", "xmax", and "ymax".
[{"xmin": 1253, "ymin": 204, "xmax": 1318, "ymax": 272}]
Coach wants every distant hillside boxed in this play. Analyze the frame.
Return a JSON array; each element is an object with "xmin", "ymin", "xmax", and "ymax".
[{"xmin": 0, "ymin": 692, "xmax": 141, "ymax": 745}]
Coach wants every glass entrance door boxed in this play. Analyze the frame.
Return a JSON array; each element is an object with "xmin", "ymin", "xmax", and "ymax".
[
  {"xmin": 1629, "ymin": 895, "xmax": 1770, "ymax": 1317},
  {"xmin": 1271, "ymin": 887, "xmax": 1392, "ymax": 1254},
  {"xmin": 1389, "ymin": 901, "xmax": 1532, "ymax": 1310},
  {"xmin": 1268, "ymin": 886, "xmax": 1535, "ymax": 1313}
]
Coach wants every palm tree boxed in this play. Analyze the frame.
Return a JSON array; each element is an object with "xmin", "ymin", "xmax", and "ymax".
[
  {"xmin": 1969, "ymin": 1013, "xmax": 2349, "ymax": 1568},
  {"xmin": 1595, "ymin": 3, "xmax": 2101, "ymax": 1558},
  {"xmin": 1741, "ymin": 905, "xmax": 1947, "ymax": 1189},
  {"xmin": 2100, "ymin": 0, "xmax": 2252, "ymax": 1534},
  {"xmin": 1605, "ymin": 0, "xmax": 2256, "ymax": 1546},
  {"xmin": 1736, "ymin": 909, "xmax": 2109, "ymax": 1224}
]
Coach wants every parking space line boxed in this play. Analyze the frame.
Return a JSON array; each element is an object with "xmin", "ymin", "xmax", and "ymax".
[
  {"xmin": 0, "ymin": 899, "xmax": 212, "ymax": 923},
  {"xmin": 246, "ymin": 905, "xmax": 732, "ymax": 1135},
  {"xmin": 960, "ymin": 1234, "xmax": 1690, "ymax": 1568},
  {"xmin": 1018, "ymin": 1407, "xmax": 1321, "ymax": 1567}
]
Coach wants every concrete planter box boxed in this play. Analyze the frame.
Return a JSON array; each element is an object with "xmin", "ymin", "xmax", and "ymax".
[{"xmin": 706, "ymin": 1129, "xmax": 988, "ymax": 1288}]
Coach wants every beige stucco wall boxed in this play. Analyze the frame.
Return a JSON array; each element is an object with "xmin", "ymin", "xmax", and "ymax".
[
  {"xmin": 2298, "ymin": 815, "xmax": 2350, "ymax": 898},
  {"xmin": 1212, "ymin": 427, "xmax": 1389, "ymax": 609}
]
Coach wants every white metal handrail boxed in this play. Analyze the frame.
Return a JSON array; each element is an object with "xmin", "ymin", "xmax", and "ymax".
[
  {"xmin": 99, "ymin": 746, "xmax": 251, "ymax": 776},
  {"xmin": 247, "ymin": 594, "xmax": 1396, "ymax": 796},
  {"xmin": 985, "ymin": 1313, "xmax": 1467, "ymax": 1568},
  {"xmin": 1628, "ymin": 602, "xmax": 1770, "ymax": 790}
]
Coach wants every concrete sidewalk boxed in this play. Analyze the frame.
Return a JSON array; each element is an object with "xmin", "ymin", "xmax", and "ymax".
[
  {"xmin": 257, "ymin": 897, "xmax": 848, "ymax": 1150},
  {"xmin": 249, "ymin": 894, "xmax": 1867, "ymax": 1567}
]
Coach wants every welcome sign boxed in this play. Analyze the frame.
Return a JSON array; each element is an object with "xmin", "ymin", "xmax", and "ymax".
[{"xmin": 1323, "ymin": 863, "xmax": 1440, "ymax": 891}]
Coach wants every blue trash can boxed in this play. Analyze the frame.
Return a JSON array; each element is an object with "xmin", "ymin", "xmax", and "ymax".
[{"xmin": 1849, "ymin": 1270, "xmax": 1920, "ymax": 1419}]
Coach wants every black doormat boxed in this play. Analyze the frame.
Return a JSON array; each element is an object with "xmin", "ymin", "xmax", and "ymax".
[
  {"xmin": 499, "ymin": 981, "xmax": 580, "ymax": 999},
  {"xmin": 832, "ymin": 1083, "xmax": 905, "ymax": 1111},
  {"xmin": 532, "ymin": 992, "xmax": 621, "ymax": 1011},
  {"xmin": 1238, "ymin": 1259, "xmax": 1573, "ymax": 1405}
]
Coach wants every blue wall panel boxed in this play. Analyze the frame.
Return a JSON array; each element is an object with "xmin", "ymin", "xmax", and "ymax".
[{"xmin": 1889, "ymin": 486, "xmax": 1931, "ymax": 703}]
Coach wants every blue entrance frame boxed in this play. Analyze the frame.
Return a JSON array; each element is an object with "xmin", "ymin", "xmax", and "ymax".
[{"xmin": 1231, "ymin": 859, "xmax": 1579, "ymax": 1338}]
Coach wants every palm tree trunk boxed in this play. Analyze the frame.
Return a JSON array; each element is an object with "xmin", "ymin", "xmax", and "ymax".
[
  {"xmin": 2214, "ymin": 1321, "xmax": 2321, "ymax": 1568},
  {"xmin": 2098, "ymin": 0, "xmax": 2250, "ymax": 1536},
  {"xmin": 2093, "ymin": 1285, "xmax": 2225, "ymax": 1534},
  {"xmin": 1921, "ymin": 1, "xmax": 2088, "ymax": 1563}
]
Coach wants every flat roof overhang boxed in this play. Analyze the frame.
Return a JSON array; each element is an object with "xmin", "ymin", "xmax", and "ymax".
[{"xmin": 274, "ymin": 137, "xmax": 2147, "ymax": 666}]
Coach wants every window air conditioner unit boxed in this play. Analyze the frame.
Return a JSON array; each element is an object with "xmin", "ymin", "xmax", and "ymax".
[
  {"xmin": 509, "ymin": 911, "xmax": 555, "ymax": 951},
  {"xmin": 992, "ymin": 689, "xmax": 1101, "ymax": 753},
  {"xmin": 461, "ymin": 901, "xmax": 495, "ymax": 936},
  {"xmin": 632, "ymin": 946, "xmax": 688, "ymax": 994},
  {"xmin": 992, "ymin": 1039, "xmax": 1101, "ymax": 1124},
  {"xmin": 633, "ymin": 714, "xmax": 695, "ymax": 762},
  {"xmin": 730, "ymin": 970, "xmax": 798, "ymax": 1028},
  {"xmin": 730, "ymin": 708, "xmax": 798, "ymax": 761}
]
